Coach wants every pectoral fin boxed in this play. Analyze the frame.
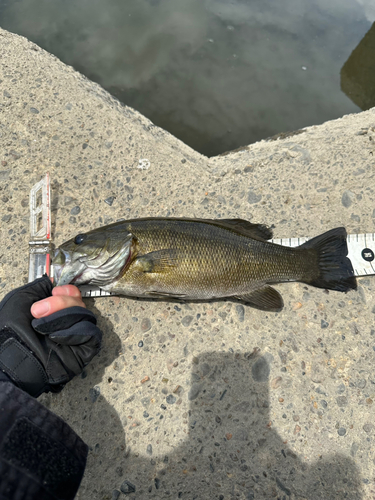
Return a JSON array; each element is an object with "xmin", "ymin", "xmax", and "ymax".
[
  {"xmin": 135, "ymin": 249, "xmax": 179, "ymax": 273},
  {"xmin": 235, "ymin": 286, "xmax": 284, "ymax": 311}
]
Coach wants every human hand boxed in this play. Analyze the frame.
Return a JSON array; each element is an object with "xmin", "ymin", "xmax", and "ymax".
[
  {"xmin": 0, "ymin": 275, "xmax": 102, "ymax": 397},
  {"xmin": 31, "ymin": 283, "xmax": 86, "ymax": 318}
]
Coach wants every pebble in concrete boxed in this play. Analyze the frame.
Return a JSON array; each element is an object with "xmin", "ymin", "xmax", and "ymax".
[
  {"xmin": 251, "ymin": 357, "xmax": 270, "ymax": 382},
  {"xmin": 235, "ymin": 304, "xmax": 245, "ymax": 322},
  {"xmin": 120, "ymin": 481, "xmax": 136, "ymax": 494},
  {"xmin": 181, "ymin": 315, "xmax": 193, "ymax": 327},
  {"xmin": 341, "ymin": 190, "xmax": 356, "ymax": 208},
  {"xmin": 248, "ymin": 190, "xmax": 262, "ymax": 204},
  {"xmin": 89, "ymin": 386, "xmax": 100, "ymax": 403},
  {"xmin": 141, "ymin": 318, "xmax": 151, "ymax": 332},
  {"xmin": 70, "ymin": 206, "xmax": 80, "ymax": 215},
  {"xmin": 105, "ymin": 196, "xmax": 116, "ymax": 206}
]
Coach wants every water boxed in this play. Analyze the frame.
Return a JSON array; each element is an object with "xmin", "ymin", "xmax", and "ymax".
[{"xmin": 0, "ymin": 0, "xmax": 373, "ymax": 156}]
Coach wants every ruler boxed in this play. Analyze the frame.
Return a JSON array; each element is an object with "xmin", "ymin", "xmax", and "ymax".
[
  {"xmin": 29, "ymin": 175, "xmax": 374, "ymax": 298},
  {"xmin": 78, "ymin": 285, "xmax": 113, "ymax": 298}
]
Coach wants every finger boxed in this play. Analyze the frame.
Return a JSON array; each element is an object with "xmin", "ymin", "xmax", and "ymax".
[
  {"xmin": 52, "ymin": 285, "xmax": 82, "ymax": 298},
  {"xmin": 31, "ymin": 295, "xmax": 86, "ymax": 318}
]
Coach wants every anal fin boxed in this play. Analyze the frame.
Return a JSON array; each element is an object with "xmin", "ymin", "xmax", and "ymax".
[
  {"xmin": 146, "ymin": 291, "xmax": 187, "ymax": 299},
  {"xmin": 234, "ymin": 286, "xmax": 284, "ymax": 311}
]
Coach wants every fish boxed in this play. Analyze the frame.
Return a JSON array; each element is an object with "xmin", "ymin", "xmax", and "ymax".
[{"xmin": 52, "ymin": 217, "xmax": 357, "ymax": 311}]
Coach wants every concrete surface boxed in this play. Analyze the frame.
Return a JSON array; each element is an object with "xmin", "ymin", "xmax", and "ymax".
[{"xmin": 1, "ymin": 27, "xmax": 375, "ymax": 500}]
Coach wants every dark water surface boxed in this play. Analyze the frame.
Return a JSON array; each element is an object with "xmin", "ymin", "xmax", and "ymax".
[{"xmin": 0, "ymin": 0, "xmax": 374, "ymax": 156}]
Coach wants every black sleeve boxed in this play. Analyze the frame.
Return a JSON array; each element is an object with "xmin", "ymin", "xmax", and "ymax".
[{"xmin": 0, "ymin": 378, "xmax": 88, "ymax": 500}]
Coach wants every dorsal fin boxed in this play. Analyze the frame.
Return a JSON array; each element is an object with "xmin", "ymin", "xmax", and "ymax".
[
  {"xmin": 207, "ymin": 219, "xmax": 273, "ymax": 241},
  {"xmin": 106, "ymin": 217, "xmax": 273, "ymax": 241}
]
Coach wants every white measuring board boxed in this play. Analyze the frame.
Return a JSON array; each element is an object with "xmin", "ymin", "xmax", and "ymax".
[{"xmin": 272, "ymin": 233, "xmax": 375, "ymax": 278}]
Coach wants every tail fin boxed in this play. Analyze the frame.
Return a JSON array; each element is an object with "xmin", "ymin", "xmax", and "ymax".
[{"xmin": 299, "ymin": 227, "xmax": 357, "ymax": 292}]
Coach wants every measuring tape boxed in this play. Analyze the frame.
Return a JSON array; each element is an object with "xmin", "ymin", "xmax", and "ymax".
[
  {"xmin": 77, "ymin": 285, "xmax": 113, "ymax": 298},
  {"xmin": 28, "ymin": 175, "xmax": 374, "ymax": 297}
]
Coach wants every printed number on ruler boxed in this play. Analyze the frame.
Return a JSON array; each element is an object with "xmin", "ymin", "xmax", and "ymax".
[{"xmin": 347, "ymin": 233, "xmax": 375, "ymax": 277}]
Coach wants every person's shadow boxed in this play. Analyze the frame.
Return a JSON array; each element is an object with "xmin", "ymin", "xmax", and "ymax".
[
  {"xmin": 41, "ymin": 318, "xmax": 362, "ymax": 499},
  {"xmin": 121, "ymin": 351, "xmax": 362, "ymax": 499}
]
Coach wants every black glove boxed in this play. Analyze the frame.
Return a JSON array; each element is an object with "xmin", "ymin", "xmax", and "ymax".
[
  {"xmin": 0, "ymin": 382, "xmax": 88, "ymax": 500},
  {"xmin": 0, "ymin": 275, "xmax": 102, "ymax": 397}
]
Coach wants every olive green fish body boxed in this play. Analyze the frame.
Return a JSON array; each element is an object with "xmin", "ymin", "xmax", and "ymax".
[
  {"xmin": 53, "ymin": 218, "xmax": 357, "ymax": 311},
  {"xmin": 114, "ymin": 219, "xmax": 312, "ymax": 299}
]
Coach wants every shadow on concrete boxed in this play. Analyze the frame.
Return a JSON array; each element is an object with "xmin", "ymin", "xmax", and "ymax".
[
  {"xmin": 41, "ymin": 300, "xmax": 127, "ymax": 498},
  {"xmin": 111, "ymin": 352, "xmax": 363, "ymax": 499},
  {"xmin": 42, "ymin": 302, "xmax": 362, "ymax": 498},
  {"xmin": 75, "ymin": 300, "xmax": 128, "ymax": 493}
]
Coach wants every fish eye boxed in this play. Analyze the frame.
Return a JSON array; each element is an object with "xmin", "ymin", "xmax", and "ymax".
[{"xmin": 74, "ymin": 234, "xmax": 85, "ymax": 245}]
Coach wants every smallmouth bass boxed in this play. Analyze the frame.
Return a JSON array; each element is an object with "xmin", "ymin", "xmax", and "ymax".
[{"xmin": 52, "ymin": 218, "xmax": 357, "ymax": 311}]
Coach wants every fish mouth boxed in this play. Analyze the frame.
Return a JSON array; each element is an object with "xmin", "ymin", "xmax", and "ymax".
[
  {"xmin": 51, "ymin": 249, "xmax": 69, "ymax": 285},
  {"xmin": 51, "ymin": 242, "xmax": 132, "ymax": 288}
]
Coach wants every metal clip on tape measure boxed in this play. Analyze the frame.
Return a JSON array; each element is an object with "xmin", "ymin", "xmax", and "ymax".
[{"xmin": 28, "ymin": 173, "xmax": 52, "ymax": 282}]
